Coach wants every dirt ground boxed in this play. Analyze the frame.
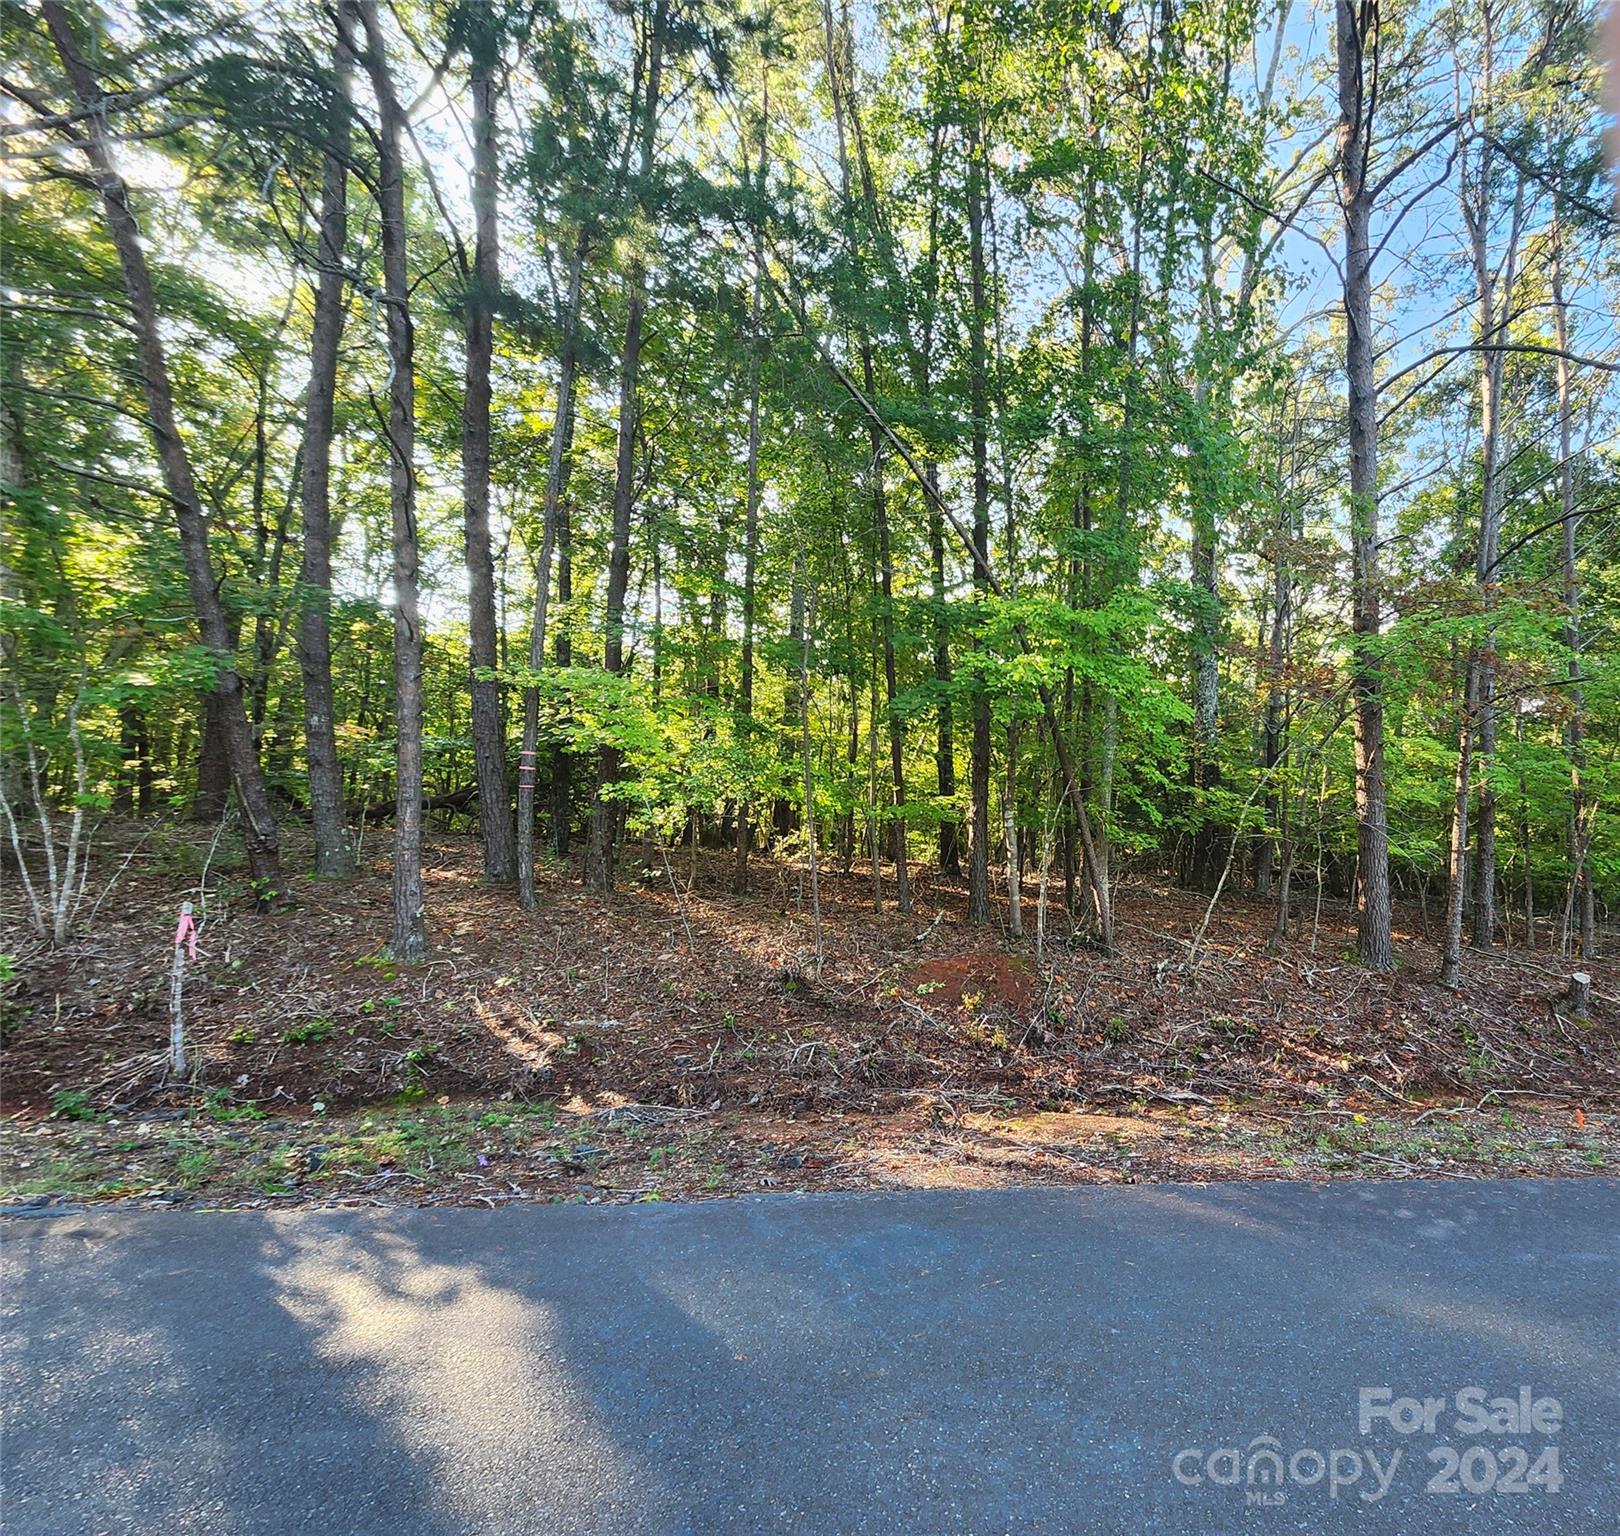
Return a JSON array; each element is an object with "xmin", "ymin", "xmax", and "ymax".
[{"xmin": 3, "ymin": 822, "xmax": 1615, "ymax": 1210}]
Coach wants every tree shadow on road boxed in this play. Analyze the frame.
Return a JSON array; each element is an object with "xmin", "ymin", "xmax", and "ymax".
[
  {"xmin": 1, "ymin": 1209, "xmax": 454, "ymax": 1534},
  {"xmin": 6, "ymin": 1180, "xmax": 1616, "ymax": 1534}
]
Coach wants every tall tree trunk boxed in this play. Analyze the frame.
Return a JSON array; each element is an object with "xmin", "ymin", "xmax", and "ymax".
[
  {"xmin": 355, "ymin": 0, "xmax": 427, "ymax": 960},
  {"xmin": 1463, "ymin": 100, "xmax": 1523, "ymax": 950},
  {"xmin": 818, "ymin": 4, "xmax": 909, "ymax": 913},
  {"xmin": 965, "ymin": 117, "xmax": 992, "ymax": 926},
  {"xmin": 776, "ymin": 550, "xmax": 806, "ymax": 836},
  {"xmin": 1335, "ymin": 0, "xmax": 1393, "ymax": 970},
  {"xmin": 651, "ymin": 536, "xmax": 666, "ymax": 706},
  {"xmin": 734, "ymin": 89, "xmax": 768, "ymax": 895},
  {"xmin": 840, "ymin": 560, "xmax": 860, "ymax": 872},
  {"xmin": 114, "ymin": 700, "xmax": 139, "ymax": 812},
  {"xmin": 1004, "ymin": 727, "xmax": 1022, "ymax": 936},
  {"xmin": 1256, "ymin": 656, "xmax": 1279, "ymax": 901},
  {"xmin": 1257, "ymin": 404, "xmax": 1298, "ymax": 901},
  {"xmin": 192, "ymin": 688, "xmax": 233, "ymax": 821},
  {"xmin": 797, "ymin": 564, "xmax": 823, "ymax": 979},
  {"xmin": 552, "ymin": 459, "xmax": 575, "ymax": 859},
  {"xmin": 1188, "ymin": 371, "xmax": 1221, "ymax": 890},
  {"xmin": 247, "ymin": 338, "xmax": 290, "ymax": 739},
  {"xmin": 1065, "ymin": 164, "xmax": 1098, "ymax": 916},
  {"xmin": 586, "ymin": 6, "xmax": 665, "ymax": 895},
  {"xmin": 930, "ymin": 489, "xmax": 959, "ymax": 878},
  {"xmin": 517, "ymin": 234, "xmax": 585, "ymax": 908},
  {"xmin": 865, "ymin": 609, "xmax": 884, "ymax": 913},
  {"xmin": 45, "ymin": 2, "xmax": 287, "ymax": 901},
  {"xmin": 298, "ymin": 10, "xmax": 356, "ymax": 877},
  {"xmin": 133, "ymin": 707, "xmax": 154, "ymax": 814},
  {"xmin": 463, "ymin": 47, "xmax": 516, "ymax": 883},
  {"xmin": 916, "ymin": 119, "xmax": 957, "ymax": 882},
  {"xmin": 1440, "ymin": 661, "xmax": 1476, "ymax": 988},
  {"xmin": 246, "ymin": 291, "xmax": 298, "ymax": 746},
  {"xmin": 1516, "ymin": 711, "xmax": 1533, "ymax": 947},
  {"xmin": 867, "ymin": 357, "xmax": 910, "ymax": 913},
  {"xmin": 1550, "ymin": 209, "xmax": 1597, "ymax": 959}
]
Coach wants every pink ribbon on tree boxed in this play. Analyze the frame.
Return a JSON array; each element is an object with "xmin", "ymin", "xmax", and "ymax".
[{"xmin": 174, "ymin": 902, "xmax": 198, "ymax": 962}]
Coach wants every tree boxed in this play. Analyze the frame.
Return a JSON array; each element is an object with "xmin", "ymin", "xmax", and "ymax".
[
  {"xmin": 585, "ymin": 0, "xmax": 667, "ymax": 895},
  {"xmin": 734, "ymin": 61, "xmax": 770, "ymax": 896},
  {"xmin": 458, "ymin": 4, "xmax": 518, "ymax": 885},
  {"xmin": 1333, "ymin": 0, "xmax": 1395, "ymax": 971},
  {"xmin": 963, "ymin": 109, "xmax": 993, "ymax": 927},
  {"xmin": 352, "ymin": 0, "xmax": 427, "ymax": 961},
  {"xmin": 41, "ymin": 0, "xmax": 288, "ymax": 904},
  {"xmin": 297, "ymin": 3, "xmax": 358, "ymax": 879}
]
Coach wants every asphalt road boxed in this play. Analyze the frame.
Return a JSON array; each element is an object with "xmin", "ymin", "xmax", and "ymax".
[{"xmin": 3, "ymin": 1178, "xmax": 1616, "ymax": 1534}]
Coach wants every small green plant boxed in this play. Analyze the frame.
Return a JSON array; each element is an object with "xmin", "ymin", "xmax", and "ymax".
[
  {"xmin": 964, "ymin": 1020, "xmax": 1010, "ymax": 1051},
  {"xmin": 355, "ymin": 952, "xmax": 401, "ymax": 979},
  {"xmin": 261, "ymin": 1145, "xmax": 299, "ymax": 1185},
  {"xmin": 174, "ymin": 1147, "xmax": 216, "ymax": 1186},
  {"xmin": 1209, "ymin": 1014, "xmax": 1258, "ymax": 1043},
  {"xmin": 203, "ymin": 1088, "xmax": 264, "ymax": 1123},
  {"xmin": 522, "ymin": 1100, "xmax": 557, "ymax": 1126},
  {"xmin": 1103, "ymin": 1017, "xmax": 1130, "ymax": 1045},
  {"xmin": 0, "ymin": 954, "xmax": 21, "ymax": 1044},
  {"xmin": 402, "ymin": 1042, "xmax": 442, "ymax": 1074},
  {"xmin": 226, "ymin": 1026, "xmax": 257, "ymax": 1047},
  {"xmin": 48, "ymin": 1089, "xmax": 96, "ymax": 1121},
  {"xmin": 283, "ymin": 1017, "xmax": 334, "ymax": 1045}
]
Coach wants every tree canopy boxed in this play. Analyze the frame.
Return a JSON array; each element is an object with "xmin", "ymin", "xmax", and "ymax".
[{"xmin": 2, "ymin": 0, "xmax": 1615, "ymax": 966}]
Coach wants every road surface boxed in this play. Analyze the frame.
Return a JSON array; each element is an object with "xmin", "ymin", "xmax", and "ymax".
[{"xmin": 3, "ymin": 1179, "xmax": 1616, "ymax": 1533}]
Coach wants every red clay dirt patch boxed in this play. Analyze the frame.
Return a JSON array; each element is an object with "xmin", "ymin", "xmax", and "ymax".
[{"xmin": 907, "ymin": 953, "xmax": 1040, "ymax": 1015}]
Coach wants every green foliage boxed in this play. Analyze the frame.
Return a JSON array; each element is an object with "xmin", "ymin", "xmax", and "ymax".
[
  {"xmin": 1, "ymin": 0, "xmax": 1613, "ymax": 943},
  {"xmin": 282, "ymin": 1018, "xmax": 335, "ymax": 1046},
  {"xmin": 48, "ymin": 1090, "xmax": 97, "ymax": 1122}
]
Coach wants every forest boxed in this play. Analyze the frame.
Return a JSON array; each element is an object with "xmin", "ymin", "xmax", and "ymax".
[{"xmin": 1, "ymin": 0, "xmax": 1617, "ymax": 1203}]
